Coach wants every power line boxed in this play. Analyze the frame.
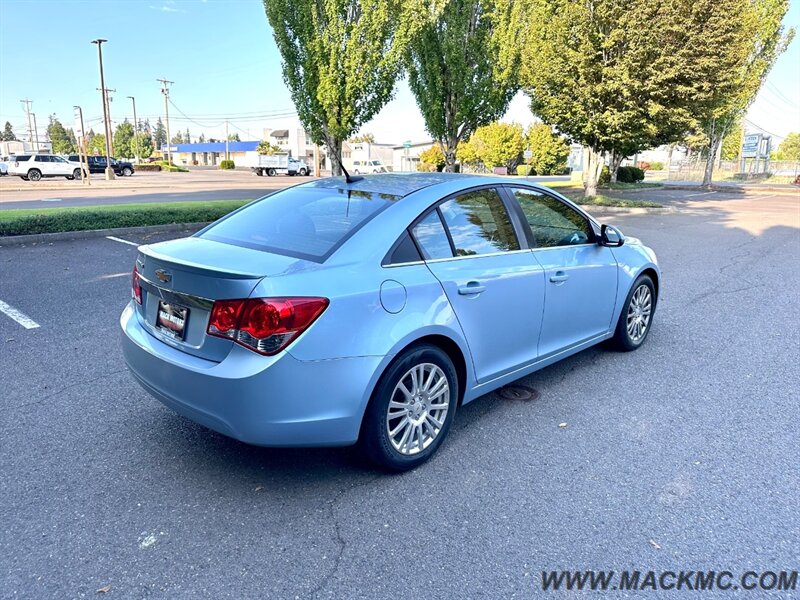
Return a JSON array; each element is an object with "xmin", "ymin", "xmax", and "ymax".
[{"xmin": 744, "ymin": 119, "xmax": 785, "ymax": 140}]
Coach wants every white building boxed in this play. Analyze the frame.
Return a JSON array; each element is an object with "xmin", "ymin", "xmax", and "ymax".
[{"xmin": 391, "ymin": 140, "xmax": 438, "ymax": 172}]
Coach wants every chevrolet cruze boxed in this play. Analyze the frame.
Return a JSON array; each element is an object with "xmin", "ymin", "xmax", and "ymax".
[{"xmin": 121, "ymin": 173, "xmax": 660, "ymax": 470}]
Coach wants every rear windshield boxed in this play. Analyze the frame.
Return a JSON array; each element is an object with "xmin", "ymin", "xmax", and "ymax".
[{"xmin": 199, "ymin": 186, "xmax": 400, "ymax": 261}]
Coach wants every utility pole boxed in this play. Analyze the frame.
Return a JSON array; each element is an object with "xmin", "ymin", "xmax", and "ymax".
[
  {"xmin": 157, "ymin": 78, "xmax": 174, "ymax": 164},
  {"xmin": 127, "ymin": 95, "xmax": 139, "ymax": 163},
  {"xmin": 31, "ymin": 113, "xmax": 40, "ymax": 151},
  {"xmin": 225, "ymin": 120, "xmax": 229, "ymax": 160},
  {"xmin": 73, "ymin": 105, "xmax": 90, "ymax": 185},
  {"xmin": 20, "ymin": 99, "xmax": 34, "ymax": 151},
  {"xmin": 91, "ymin": 38, "xmax": 115, "ymax": 180}
]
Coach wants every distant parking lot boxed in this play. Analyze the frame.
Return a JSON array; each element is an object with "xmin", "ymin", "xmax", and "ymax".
[{"xmin": 1, "ymin": 192, "xmax": 797, "ymax": 597}]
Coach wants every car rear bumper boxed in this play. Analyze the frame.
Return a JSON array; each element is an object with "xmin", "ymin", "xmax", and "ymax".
[{"xmin": 120, "ymin": 302, "xmax": 382, "ymax": 447}]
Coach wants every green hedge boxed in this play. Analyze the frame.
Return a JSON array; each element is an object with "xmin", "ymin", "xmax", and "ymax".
[
  {"xmin": 649, "ymin": 161, "xmax": 664, "ymax": 170},
  {"xmin": 0, "ymin": 200, "xmax": 249, "ymax": 237},
  {"xmin": 598, "ymin": 165, "xmax": 611, "ymax": 185},
  {"xmin": 617, "ymin": 166, "xmax": 645, "ymax": 183},
  {"xmin": 220, "ymin": 160, "xmax": 236, "ymax": 170},
  {"xmin": 516, "ymin": 164, "xmax": 532, "ymax": 176},
  {"xmin": 135, "ymin": 164, "xmax": 162, "ymax": 171}
]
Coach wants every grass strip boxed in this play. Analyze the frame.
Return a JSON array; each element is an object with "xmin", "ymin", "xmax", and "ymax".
[
  {"xmin": 599, "ymin": 182, "xmax": 664, "ymax": 190},
  {"xmin": 0, "ymin": 200, "xmax": 250, "ymax": 236},
  {"xmin": 564, "ymin": 193, "xmax": 663, "ymax": 208}
]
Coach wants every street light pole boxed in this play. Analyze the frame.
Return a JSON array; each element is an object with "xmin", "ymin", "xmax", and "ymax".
[
  {"xmin": 91, "ymin": 38, "xmax": 115, "ymax": 180},
  {"xmin": 127, "ymin": 95, "xmax": 139, "ymax": 163}
]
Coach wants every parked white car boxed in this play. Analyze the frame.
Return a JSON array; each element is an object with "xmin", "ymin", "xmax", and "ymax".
[
  {"xmin": 8, "ymin": 154, "xmax": 84, "ymax": 181},
  {"xmin": 352, "ymin": 159, "xmax": 387, "ymax": 174}
]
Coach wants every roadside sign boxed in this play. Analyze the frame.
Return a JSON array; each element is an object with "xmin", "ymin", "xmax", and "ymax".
[
  {"xmin": 403, "ymin": 140, "xmax": 411, "ymax": 149},
  {"xmin": 523, "ymin": 149, "xmax": 532, "ymax": 160},
  {"xmin": 741, "ymin": 134, "xmax": 761, "ymax": 158}
]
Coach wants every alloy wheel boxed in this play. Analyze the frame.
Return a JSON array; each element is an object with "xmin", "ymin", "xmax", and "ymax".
[
  {"xmin": 386, "ymin": 363, "xmax": 449, "ymax": 455},
  {"xmin": 626, "ymin": 284, "xmax": 652, "ymax": 343}
]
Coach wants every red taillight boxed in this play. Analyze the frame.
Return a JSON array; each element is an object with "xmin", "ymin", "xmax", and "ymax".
[
  {"xmin": 132, "ymin": 265, "xmax": 142, "ymax": 304},
  {"xmin": 207, "ymin": 297, "xmax": 328, "ymax": 355}
]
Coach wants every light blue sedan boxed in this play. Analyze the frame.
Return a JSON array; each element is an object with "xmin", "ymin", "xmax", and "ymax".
[{"xmin": 121, "ymin": 173, "xmax": 660, "ymax": 470}]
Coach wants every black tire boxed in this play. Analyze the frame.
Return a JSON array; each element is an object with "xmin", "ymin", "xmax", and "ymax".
[
  {"xmin": 610, "ymin": 274, "xmax": 656, "ymax": 351},
  {"xmin": 122, "ymin": 167, "xmax": 132, "ymax": 177},
  {"xmin": 27, "ymin": 169, "xmax": 42, "ymax": 182},
  {"xmin": 360, "ymin": 344, "xmax": 458, "ymax": 472},
  {"xmin": 255, "ymin": 169, "xmax": 263, "ymax": 177},
  {"xmin": 298, "ymin": 168, "xmax": 308, "ymax": 176},
  {"xmin": 267, "ymin": 168, "xmax": 276, "ymax": 177},
  {"xmin": 73, "ymin": 168, "xmax": 82, "ymax": 180}
]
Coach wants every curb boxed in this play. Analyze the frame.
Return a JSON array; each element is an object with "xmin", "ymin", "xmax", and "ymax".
[
  {"xmin": 662, "ymin": 184, "xmax": 799, "ymax": 196},
  {"xmin": 0, "ymin": 222, "xmax": 210, "ymax": 247}
]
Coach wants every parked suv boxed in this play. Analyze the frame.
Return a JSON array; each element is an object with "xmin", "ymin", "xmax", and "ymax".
[
  {"xmin": 67, "ymin": 155, "xmax": 135, "ymax": 176},
  {"xmin": 8, "ymin": 154, "xmax": 85, "ymax": 181}
]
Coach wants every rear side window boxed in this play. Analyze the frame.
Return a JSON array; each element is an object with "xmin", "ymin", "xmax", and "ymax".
[
  {"xmin": 438, "ymin": 188, "xmax": 520, "ymax": 256},
  {"xmin": 10, "ymin": 155, "xmax": 31, "ymax": 161},
  {"xmin": 200, "ymin": 186, "xmax": 399, "ymax": 261},
  {"xmin": 35, "ymin": 155, "xmax": 51, "ymax": 162}
]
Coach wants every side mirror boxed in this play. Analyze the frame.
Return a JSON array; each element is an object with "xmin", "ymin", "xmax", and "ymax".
[{"xmin": 600, "ymin": 224, "xmax": 625, "ymax": 247}]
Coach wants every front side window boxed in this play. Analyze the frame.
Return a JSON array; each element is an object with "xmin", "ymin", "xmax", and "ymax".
[
  {"xmin": 200, "ymin": 186, "xmax": 399, "ymax": 261},
  {"xmin": 438, "ymin": 188, "xmax": 520, "ymax": 256},
  {"xmin": 511, "ymin": 188, "xmax": 593, "ymax": 248}
]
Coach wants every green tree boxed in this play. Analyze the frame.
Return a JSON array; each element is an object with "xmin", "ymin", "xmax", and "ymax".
[
  {"xmin": 418, "ymin": 145, "xmax": 446, "ymax": 170},
  {"xmin": 721, "ymin": 121, "xmax": 744, "ymax": 160},
  {"xmin": 406, "ymin": 0, "xmax": 524, "ymax": 171},
  {"xmin": 455, "ymin": 135, "xmax": 480, "ymax": 166},
  {"xmin": 688, "ymin": 0, "xmax": 793, "ymax": 185},
  {"xmin": 134, "ymin": 132, "xmax": 154, "ymax": 159},
  {"xmin": 525, "ymin": 123, "xmax": 569, "ymax": 175},
  {"xmin": 153, "ymin": 118, "xmax": 167, "ymax": 150},
  {"xmin": 257, "ymin": 140, "xmax": 281, "ymax": 154},
  {"xmin": 88, "ymin": 133, "xmax": 107, "ymax": 156},
  {"xmin": 47, "ymin": 115, "xmax": 76, "ymax": 155},
  {"xmin": 185, "ymin": 128, "xmax": 191, "ymax": 144},
  {"xmin": 522, "ymin": 0, "xmax": 711, "ymax": 195},
  {"xmin": 171, "ymin": 131, "xmax": 184, "ymax": 144},
  {"xmin": 113, "ymin": 120, "xmax": 135, "ymax": 158},
  {"xmin": 1, "ymin": 121, "xmax": 16, "ymax": 141},
  {"xmin": 349, "ymin": 132, "xmax": 376, "ymax": 143},
  {"xmin": 774, "ymin": 132, "xmax": 800, "ymax": 161},
  {"xmin": 227, "ymin": 133, "xmax": 240, "ymax": 142},
  {"xmin": 263, "ymin": 0, "xmax": 427, "ymax": 175},
  {"xmin": 467, "ymin": 121, "xmax": 524, "ymax": 169},
  {"xmin": 198, "ymin": 133, "xmax": 206, "ymax": 143}
]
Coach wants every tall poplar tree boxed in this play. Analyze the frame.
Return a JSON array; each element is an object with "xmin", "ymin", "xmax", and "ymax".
[
  {"xmin": 405, "ymin": 0, "xmax": 525, "ymax": 171},
  {"xmin": 263, "ymin": 0, "xmax": 429, "ymax": 175}
]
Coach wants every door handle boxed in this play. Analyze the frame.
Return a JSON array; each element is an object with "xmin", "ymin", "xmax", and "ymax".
[
  {"xmin": 550, "ymin": 271, "xmax": 569, "ymax": 283},
  {"xmin": 458, "ymin": 281, "xmax": 486, "ymax": 295}
]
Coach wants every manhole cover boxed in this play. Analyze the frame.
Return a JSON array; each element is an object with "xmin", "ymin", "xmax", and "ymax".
[{"xmin": 498, "ymin": 385, "xmax": 540, "ymax": 401}]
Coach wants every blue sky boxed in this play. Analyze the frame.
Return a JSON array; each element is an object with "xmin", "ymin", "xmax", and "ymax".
[{"xmin": 1, "ymin": 0, "xmax": 798, "ymax": 146}]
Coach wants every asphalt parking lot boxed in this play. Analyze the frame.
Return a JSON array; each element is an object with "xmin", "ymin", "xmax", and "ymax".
[{"xmin": 1, "ymin": 193, "xmax": 798, "ymax": 598}]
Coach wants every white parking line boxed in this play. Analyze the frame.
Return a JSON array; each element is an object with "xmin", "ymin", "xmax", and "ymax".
[
  {"xmin": 0, "ymin": 300, "xmax": 40, "ymax": 329},
  {"xmin": 41, "ymin": 198, "xmax": 63, "ymax": 202},
  {"xmin": 106, "ymin": 236, "xmax": 139, "ymax": 247}
]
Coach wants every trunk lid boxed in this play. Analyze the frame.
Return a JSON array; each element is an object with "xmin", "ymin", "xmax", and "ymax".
[{"xmin": 135, "ymin": 237, "xmax": 314, "ymax": 362}]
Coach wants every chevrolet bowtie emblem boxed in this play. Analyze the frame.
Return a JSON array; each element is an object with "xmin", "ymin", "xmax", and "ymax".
[{"xmin": 155, "ymin": 269, "xmax": 172, "ymax": 283}]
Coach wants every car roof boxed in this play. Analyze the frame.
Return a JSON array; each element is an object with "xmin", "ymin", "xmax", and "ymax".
[{"xmin": 300, "ymin": 173, "xmax": 486, "ymax": 198}]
